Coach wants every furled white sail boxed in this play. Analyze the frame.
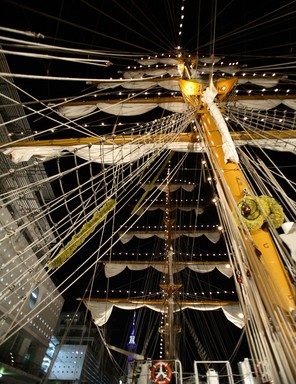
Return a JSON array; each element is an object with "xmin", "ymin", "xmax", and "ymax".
[
  {"xmin": 84, "ymin": 300, "xmax": 244, "ymax": 328},
  {"xmin": 94, "ymin": 76, "xmax": 283, "ymax": 92},
  {"xmin": 104, "ymin": 262, "xmax": 233, "ymax": 278},
  {"xmin": 142, "ymin": 183, "xmax": 196, "ymax": 192},
  {"xmin": 135, "ymin": 206, "xmax": 205, "ymax": 216},
  {"xmin": 57, "ymin": 101, "xmax": 190, "ymax": 118},
  {"xmin": 2, "ymin": 142, "xmax": 203, "ymax": 164},
  {"xmin": 118, "ymin": 230, "xmax": 221, "ymax": 244}
]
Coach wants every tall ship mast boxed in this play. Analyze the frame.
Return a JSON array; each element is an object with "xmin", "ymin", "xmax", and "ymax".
[{"xmin": 0, "ymin": 1, "xmax": 296, "ymax": 383}]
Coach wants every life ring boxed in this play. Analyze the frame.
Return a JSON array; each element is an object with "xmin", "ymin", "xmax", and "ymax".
[{"xmin": 151, "ymin": 361, "xmax": 172, "ymax": 384}]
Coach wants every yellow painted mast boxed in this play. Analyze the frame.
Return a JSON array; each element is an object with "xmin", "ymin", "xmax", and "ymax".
[
  {"xmin": 179, "ymin": 77, "xmax": 295, "ymax": 315},
  {"xmin": 179, "ymin": 77, "xmax": 296, "ymax": 380}
]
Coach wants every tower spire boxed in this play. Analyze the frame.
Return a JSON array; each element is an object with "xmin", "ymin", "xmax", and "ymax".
[{"xmin": 127, "ymin": 311, "xmax": 137, "ymax": 364}]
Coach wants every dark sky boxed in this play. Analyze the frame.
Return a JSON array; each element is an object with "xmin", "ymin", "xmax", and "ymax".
[{"xmin": 1, "ymin": 0, "xmax": 295, "ymax": 73}]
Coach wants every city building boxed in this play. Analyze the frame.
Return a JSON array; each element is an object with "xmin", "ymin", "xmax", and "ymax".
[
  {"xmin": 0, "ymin": 53, "xmax": 64, "ymax": 383},
  {"xmin": 44, "ymin": 311, "xmax": 114, "ymax": 384}
]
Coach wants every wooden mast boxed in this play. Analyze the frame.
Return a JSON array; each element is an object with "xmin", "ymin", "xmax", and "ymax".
[{"xmin": 159, "ymin": 181, "xmax": 182, "ymax": 360}]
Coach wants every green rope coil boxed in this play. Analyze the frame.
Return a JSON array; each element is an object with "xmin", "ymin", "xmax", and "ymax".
[
  {"xmin": 236, "ymin": 196, "xmax": 265, "ymax": 231},
  {"xmin": 47, "ymin": 199, "xmax": 116, "ymax": 270},
  {"xmin": 235, "ymin": 195, "xmax": 284, "ymax": 231},
  {"xmin": 259, "ymin": 195, "xmax": 284, "ymax": 228}
]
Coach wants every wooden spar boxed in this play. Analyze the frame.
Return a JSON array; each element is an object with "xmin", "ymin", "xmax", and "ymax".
[
  {"xmin": 118, "ymin": 229, "xmax": 220, "ymax": 236},
  {"xmin": 185, "ymin": 79, "xmax": 296, "ymax": 316},
  {"xmin": 81, "ymin": 298, "xmax": 238, "ymax": 306},
  {"xmin": 99, "ymin": 260, "xmax": 230, "ymax": 266},
  {"xmin": 90, "ymin": 74, "xmax": 286, "ymax": 86},
  {"xmin": 3, "ymin": 129, "xmax": 296, "ymax": 148},
  {"xmin": 230, "ymin": 130, "xmax": 296, "ymax": 141},
  {"xmin": 58, "ymin": 96, "xmax": 185, "ymax": 105},
  {"xmin": 49, "ymin": 93, "xmax": 296, "ymax": 107},
  {"xmin": 3, "ymin": 132, "xmax": 199, "ymax": 147}
]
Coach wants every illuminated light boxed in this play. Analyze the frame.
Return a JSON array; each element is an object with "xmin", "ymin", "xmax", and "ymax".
[
  {"xmin": 274, "ymin": 88, "xmax": 278, "ymax": 92},
  {"xmin": 238, "ymin": 313, "xmax": 244, "ymax": 319},
  {"xmin": 272, "ymin": 73, "xmax": 276, "ymax": 76},
  {"xmin": 178, "ymin": 63, "xmax": 185, "ymax": 76}
]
